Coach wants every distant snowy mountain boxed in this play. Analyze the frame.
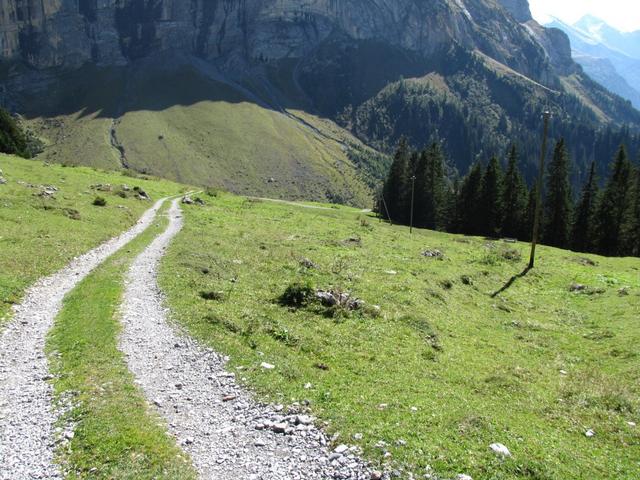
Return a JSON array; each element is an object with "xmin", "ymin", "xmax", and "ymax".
[
  {"xmin": 548, "ymin": 16, "xmax": 640, "ymax": 108},
  {"xmin": 573, "ymin": 15, "xmax": 640, "ymax": 59}
]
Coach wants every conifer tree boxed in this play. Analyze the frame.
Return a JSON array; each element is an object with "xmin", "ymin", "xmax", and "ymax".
[
  {"xmin": 570, "ymin": 162, "xmax": 598, "ymax": 253},
  {"xmin": 414, "ymin": 143, "xmax": 448, "ymax": 230},
  {"xmin": 455, "ymin": 162, "xmax": 484, "ymax": 235},
  {"xmin": 595, "ymin": 145, "xmax": 633, "ymax": 256},
  {"xmin": 543, "ymin": 139, "xmax": 573, "ymax": 248},
  {"xmin": 501, "ymin": 145, "xmax": 527, "ymax": 239},
  {"xmin": 620, "ymin": 165, "xmax": 640, "ymax": 256},
  {"xmin": 413, "ymin": 149, "xmax": 429, "ymax": 228},
  {"xmin": 381, "ymin": 138, "xmax": 410, "ymax": 223},
  {"xmin": 479, "ymin": 156, "xmax": 504, "ymax": 237}
]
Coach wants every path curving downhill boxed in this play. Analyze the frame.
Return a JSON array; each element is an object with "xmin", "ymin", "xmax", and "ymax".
[
  {"xmin": 0, "ymin": 199, "xmax": 167, "ymax": 480},
  {"xmin": 120, "ymin": 199, "xmax": 380, "ymax": 480}
]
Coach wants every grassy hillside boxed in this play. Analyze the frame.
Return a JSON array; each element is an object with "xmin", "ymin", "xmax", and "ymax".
[
  {"xmin": 160, "ymin": 193, "xmax": 639, "ymax": 480},
  {"xmin": 22, "ymin": 60, "xmax": 379, "ymax": 207},
  {"xmin": 0, "ymin": 154, "xmax": 185, "ymax": 324}
]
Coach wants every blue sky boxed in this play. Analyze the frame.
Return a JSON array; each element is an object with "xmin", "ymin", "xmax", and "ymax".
[{"xmin": 528, "ymin": 0, "xmax": 640, "ymax": 32}]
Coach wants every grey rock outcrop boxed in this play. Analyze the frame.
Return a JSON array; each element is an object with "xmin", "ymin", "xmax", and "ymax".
[
  {"xmin": 497, "ymin": 0, "xmax": 532, "ymax": 23},
  {"xmin": 0, "ymin": 0, "xmax": 556, "ymax": 85}
]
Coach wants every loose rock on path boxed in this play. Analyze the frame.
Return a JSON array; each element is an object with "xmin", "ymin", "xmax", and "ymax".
[
  {"xmin": 0, "ymin": 199, "xmax": 167, "ymax": 480},
  {"xmin": 119, "ymin": 199, "xmax": 382, "ymax": 480}
]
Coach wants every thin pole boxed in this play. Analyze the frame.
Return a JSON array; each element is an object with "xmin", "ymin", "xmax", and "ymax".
[
  {"xmin": 529, "ymin": 111, "xmax": 551, "ymax": 269},
  {"xmin": 381, "ymin": 195, "xmax": 393, "ymax": 226},
  {"xmin": 410, "ymin": 175, "xmax": 416, "ymax": 234}
]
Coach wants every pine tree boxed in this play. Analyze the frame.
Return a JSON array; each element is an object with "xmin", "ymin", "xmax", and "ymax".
[
  {"xmin": 595, "ymin": 145, "xmax": 633, "ymax": 256},
  {"xmin": 414, "ymin": 143, "xmax": 448, "ymax": 230},
  {"xmin": 479, "ymin": 156, "xmax": 504, "ymax": 237},
  {"xmin": 570, "ymin": 162, "xmax": 598, "ymax": 253},
  {"xmin": 543, "ymin": 139, "xmax": 573, "ymax": 249},
  {"xmin": 429, "ymin": 143, "xmax": 449, "ymax": 231},
  {"xmin": 455, "ymin": 162, "xmax": 483, "ymax": 235},
  {"xmin": 381, "ymin": 138, "xmax": 410, "ymax": 223},
  {"xmin": 620, "ymin": 165, "xmax": 640, "ymax": 256},
  {"xmin": 413, "ymin": 149, "xmax": 429, "ymax": 228},
  {"xmin": 501, "ymin": 145, "xmax": 528, "ymax": 239}
]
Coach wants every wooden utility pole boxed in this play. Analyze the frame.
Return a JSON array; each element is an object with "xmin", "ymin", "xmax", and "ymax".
[
  {"xmin": 529, "ymin": 111, "xmax": 551, "ymax": 269},
  {"xmin": 409, "ymin": 175, "xmax": 417, "ymax": 234},
  {"xmin": 381, "ymin": 194, "xmax": 393, "ymax": 226}
]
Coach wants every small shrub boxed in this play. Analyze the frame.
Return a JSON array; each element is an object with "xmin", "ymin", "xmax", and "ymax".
[
  {"xmin": 439, "ymin": 279, "xmax": 454, "ymax": 290},
  {"xmin": 204, "ymin": 314, "xmax": 240, "ymax": 333},
  {"xmin": 199, "ymin": 291, "xmax": 224, "ymax": 301},
  {"xmin": 92, "ymin": 196, "xmax": 107, "ymax": 207},
  {"xmin": 341, "ymin": 236, "xmax": 362, "ymax": 247},
  {"xmin": 278, "ymin": 281, "xmax": 314, "ymax": 308},
  {"xmin": 265, "ymin": 321, "xmax": 300, "ymax": 347},
  {"xmin": 359, "ymin": 217, "xmax": 372, "ymax": 229},
  {"xmin": 205, "ymin": 187, "xmax": 219, "ymax": 197},
  {"xmin": 401, "ymin": 315, "xmax": 442, "ymax": 351},
  {"xmin": 62, "ymin": 208, "xmax": 81, "ymax": 220},
  {"xmin": 502, "ymin": 248, "xmax": 522, "ymax": 261},
  {"xmin": 460, "ymin": 275, "xmax": 473, "ymax": 286},
  {"xmin": 299, "ymin": 258, "xmax": 318, "ymax": 269}
]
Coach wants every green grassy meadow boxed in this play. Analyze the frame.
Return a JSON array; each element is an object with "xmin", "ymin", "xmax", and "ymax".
[
  {"xmin": 0, "ymin": 154, "xmax": 185, "ymax": 324},
  {"xmin": 160, "ymin": 193, "xmax": 640, "ymax": 480},
  {"xmin": 47, "ymin": 203, "xmax": 195, "ymax": 479}
]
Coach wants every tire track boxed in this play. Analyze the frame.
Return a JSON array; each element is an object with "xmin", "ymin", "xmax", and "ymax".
[
  {"xmin": 119, "ymin": 199, "xmax": 379, "ymax": 480},
  {"xmin": 0, "ymin": 198, "xmax": 167, "ymax": 480}
]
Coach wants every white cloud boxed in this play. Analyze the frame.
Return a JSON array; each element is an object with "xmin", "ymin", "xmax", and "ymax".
[{"xmin": 528, "ymin": 0, "xmax": 640, "ymax": 32}]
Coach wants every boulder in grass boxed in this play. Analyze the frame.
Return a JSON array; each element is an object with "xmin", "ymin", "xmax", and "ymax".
[
  {"xmin": 422, "ymin": 249, "xmax": 445, "ymax": 259},
  {"xmin": 490, "ymin": 443, "xmax": 511, "ymax": 457}
]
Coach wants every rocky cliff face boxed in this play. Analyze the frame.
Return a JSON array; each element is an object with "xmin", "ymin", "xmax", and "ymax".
[
  {"xmin": 496, "ymin": 0, "xmax": 531, "ymax": 23},
  {"xmin": 0, "ymin": 1, "xmax": 557, "ymax": 83}
]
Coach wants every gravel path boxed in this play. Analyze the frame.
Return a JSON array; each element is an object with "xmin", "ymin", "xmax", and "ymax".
[
  {"xmin": 0, "ymin": 199, "xmax": 167, "ymax": 480},
  {"xmin": 120, "ymin": 199, "xmax": 382, "ymax": 480}
]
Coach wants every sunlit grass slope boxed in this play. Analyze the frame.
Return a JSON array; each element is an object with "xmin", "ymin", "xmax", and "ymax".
[
  {"xmin": 160, "ymin": 193, "xmax": 640, "ymax": 480},
  {"xmin": 26, "ymin": 62, "xmax": 377, "ymax": 206}
]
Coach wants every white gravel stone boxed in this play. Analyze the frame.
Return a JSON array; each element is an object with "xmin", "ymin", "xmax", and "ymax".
[
  {"xmin": 489, "ymin": 443, "xmax": 512, "ymax": 457},
  {"xmin": 0, "ymin": 198, "xmax": 167, "ymax": 480},
  {"xmin": 118, "ymin": 199, "xmax": 382, "ymax": 480}
]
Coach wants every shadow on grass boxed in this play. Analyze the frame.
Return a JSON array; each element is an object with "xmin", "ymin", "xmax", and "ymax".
[{"xmin": 491, "ymin": 265, "xmax": 532, "ymax": 298}]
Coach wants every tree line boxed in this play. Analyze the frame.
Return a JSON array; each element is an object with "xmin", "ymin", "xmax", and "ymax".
[
  {"xmin": 0, "ymin": 106, "xmax": 42, "ymax": 158},
  {"xmin": 379, "ymin": 138, "xmax": 640, "ymax": 257}
]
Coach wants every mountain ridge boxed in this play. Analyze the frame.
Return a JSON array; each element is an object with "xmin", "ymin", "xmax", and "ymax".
[
  {"xmin": 1, "ymin": 0, "xmax": 639, "ymax": 199},
  {"xmin": 547, "ymin": 16, "xmax": 640, "ymax": 109}
]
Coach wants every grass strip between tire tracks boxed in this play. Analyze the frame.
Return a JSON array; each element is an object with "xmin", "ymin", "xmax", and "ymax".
[{"xmin": 46, "ymin": 201, "xmax": 196, "ymax": 479}]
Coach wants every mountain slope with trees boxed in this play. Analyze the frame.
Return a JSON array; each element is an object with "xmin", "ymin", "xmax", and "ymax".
[{"xmin": 0, "ymin": 0, "xmax": 639, "ymax": 199}]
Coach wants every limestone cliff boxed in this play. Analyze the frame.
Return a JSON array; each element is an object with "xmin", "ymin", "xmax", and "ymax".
[{"xmin": 0, "ymin": 1, "xmax": 557, "ymax": 82}]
